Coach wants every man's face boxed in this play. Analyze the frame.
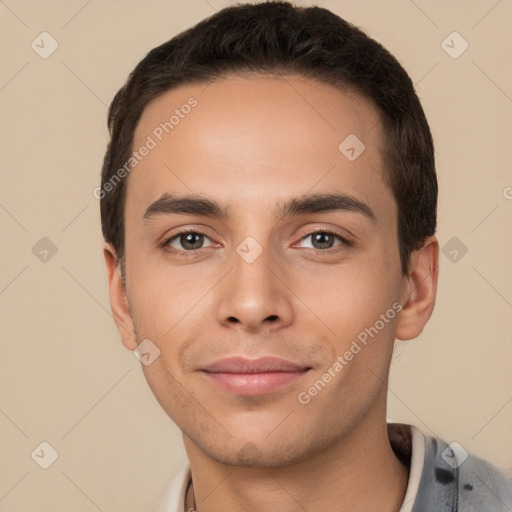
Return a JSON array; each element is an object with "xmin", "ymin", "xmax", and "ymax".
[{"xmin": 121, "ymin": 74, "xmax": 410, "ymax": 466}]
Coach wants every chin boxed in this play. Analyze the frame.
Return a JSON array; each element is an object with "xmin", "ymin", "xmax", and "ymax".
[{"xmin": 187, "ymin": 427, "xmax": 331, "ymax": 468}]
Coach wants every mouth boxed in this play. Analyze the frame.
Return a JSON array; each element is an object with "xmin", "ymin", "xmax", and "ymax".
[{"xmin": 199, "ymin": 356, "xmax": 312, "ymax": 396}]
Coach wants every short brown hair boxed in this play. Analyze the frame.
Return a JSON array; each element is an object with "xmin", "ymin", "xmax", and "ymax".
[{"xmin": 100, "ymin": 1, "xmax": 437, "ymax": 278}]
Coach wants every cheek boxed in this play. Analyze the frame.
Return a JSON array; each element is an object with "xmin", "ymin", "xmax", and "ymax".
[
  {"xmin": 293, "ymin": 253, "xmax": 399, "ymax": 333},
  {"xmin": 126, "ymin": 263, "xmax": 217, "ymax": 376},
  {"xmin": 140, "ymin": 360, "xmax": 199, "ymax": 430},
  {"xmin": 291, "ymin": 251, "xmax": 401, "ymax": 390},
  {"xmin": 126, "ymin": 245, "xmax": 206, "ymax": 332}
]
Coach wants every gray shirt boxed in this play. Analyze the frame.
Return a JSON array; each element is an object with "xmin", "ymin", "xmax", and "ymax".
[{"xmin": 410, "ymin": 432, "xmax": 512, "ymax": 511}]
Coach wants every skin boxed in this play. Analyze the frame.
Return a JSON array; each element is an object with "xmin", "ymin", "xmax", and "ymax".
[{"xmin": 104, "ymin": 73, "xmax": 439, "ymax": 512}]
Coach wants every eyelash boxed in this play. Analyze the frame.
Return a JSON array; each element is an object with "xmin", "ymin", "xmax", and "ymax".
[{"xmin": 159, "ymin": 227, "xmax": 351, "ymax": 257}]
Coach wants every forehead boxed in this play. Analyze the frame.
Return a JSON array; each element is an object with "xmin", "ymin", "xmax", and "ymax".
[{"xmin": 127, "ymin": 73, "xmax": 394, "ymax": 225}]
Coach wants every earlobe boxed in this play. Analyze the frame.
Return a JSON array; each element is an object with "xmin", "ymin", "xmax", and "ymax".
[
  {"xmin": 395, "ymin": 236, "xmax": 439, "ymax": 341},
  {"xmin": 103, "ymin": 243, "xmax": 138, "ymax": 351}
]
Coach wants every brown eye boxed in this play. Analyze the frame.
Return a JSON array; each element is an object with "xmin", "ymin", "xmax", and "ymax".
[
  {"xmin": 310, "ymin": 232, "xmax": 337, "ymax": 250},
  {"xmin": 298, "ymin": 230, "xmax": 348, "ymax": 251},
  {"xmin": 178, "ymin": 232, "xmax": 205, "ymax": 250},
  {"xmin": 163, "ymin": 230, "xmax": 215, "ymax": 253}
]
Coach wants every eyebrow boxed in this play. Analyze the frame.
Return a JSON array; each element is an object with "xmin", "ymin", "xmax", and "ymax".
[{"xmin": 142, "ymin": 192, "xmax": 376, "ymax": 223}]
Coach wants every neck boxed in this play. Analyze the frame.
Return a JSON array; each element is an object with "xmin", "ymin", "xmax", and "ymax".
[{"xmin": 183, "ymin": 405, "xmax": 409, "ymax": 512}]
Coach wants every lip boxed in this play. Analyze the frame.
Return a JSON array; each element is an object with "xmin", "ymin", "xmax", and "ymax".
[{"xmin": 200, "ymin": 357, "xmax": 311, "ymax": 396}]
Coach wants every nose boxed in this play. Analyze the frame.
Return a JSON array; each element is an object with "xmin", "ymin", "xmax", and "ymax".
[{"xmin": 216, "ymin": 243, "xmax": 294, "ymax": 333}]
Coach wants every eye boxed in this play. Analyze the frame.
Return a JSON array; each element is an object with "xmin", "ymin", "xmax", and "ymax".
[
  {"xmin": 160, "ymin": 228, "xmax": 351, "ymax": 256},
  {"xmin": 162, "ymin": 230, "xmax": 216, "ymax": 253},
  {"xmin": 296, "ymin": 229, "xmax": 350, "ymax": 252}
]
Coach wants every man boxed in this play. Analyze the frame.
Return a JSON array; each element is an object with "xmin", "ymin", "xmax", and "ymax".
[{"xmin": 99, "ymin": 2, "xmax": 512, "ymax": 510}]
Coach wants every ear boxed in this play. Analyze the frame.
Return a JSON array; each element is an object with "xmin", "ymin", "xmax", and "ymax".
[
  {"xmin": 103, "ymin": 243, "xmax": 138, "ymax": 350},
  {"xmin": 395, "ymin": 236, "xmax": 439, "ymax": 341}
]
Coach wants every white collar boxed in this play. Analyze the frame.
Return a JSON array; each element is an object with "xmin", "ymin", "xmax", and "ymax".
[{"xmin": 393, "ymin": 423, "xmax": 426, "ymax": 512}]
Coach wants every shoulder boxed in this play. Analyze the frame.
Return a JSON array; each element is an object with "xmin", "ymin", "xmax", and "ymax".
[
  {"xmin": 414, "ymin": 433, "xmax": 512, "ymax": 511},
  {"xmin": 457, "ymin": 448, "xmax": 512, "ymax": 511}
]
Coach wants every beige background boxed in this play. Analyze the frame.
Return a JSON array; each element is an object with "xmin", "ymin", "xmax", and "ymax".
[{"xmin": 1, "ymin": 0, "xmax": 511, "ymax": 510}]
